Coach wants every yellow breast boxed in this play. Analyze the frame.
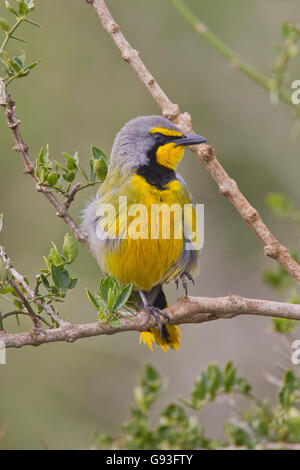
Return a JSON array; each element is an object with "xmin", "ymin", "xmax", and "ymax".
[{"xmin": 102, "ymin": 175, "xmax": 186, "ymax": 291}]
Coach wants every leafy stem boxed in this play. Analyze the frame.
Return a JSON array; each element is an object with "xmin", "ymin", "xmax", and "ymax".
[{"xmin": 0, "ymin": 16, "xmax": 24, "ymax": 54}]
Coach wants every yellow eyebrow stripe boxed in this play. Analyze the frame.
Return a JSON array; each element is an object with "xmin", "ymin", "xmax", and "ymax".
[{"xmin": 149, "ymin": 127, "xmax": 183, "ymax": 137}]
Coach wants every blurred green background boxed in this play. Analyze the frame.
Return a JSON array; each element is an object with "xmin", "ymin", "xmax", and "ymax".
[{"xmin": 0, "ymin": 0, "xmax": 300, "ymax": 449}]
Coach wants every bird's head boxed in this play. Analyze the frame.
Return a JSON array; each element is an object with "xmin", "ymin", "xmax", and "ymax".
[{"xmin": 109, "ymin": 115, "xmax": 207, "ymax": 173}]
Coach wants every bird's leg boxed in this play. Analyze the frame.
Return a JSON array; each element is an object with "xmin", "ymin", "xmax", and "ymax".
[
  {"xmin": 176, "ymin": 272, "xmax": 195, "ymax": 297},
  {"xmin": 139, "ymin": 290, "xmax": 169, "ymax": 336}
]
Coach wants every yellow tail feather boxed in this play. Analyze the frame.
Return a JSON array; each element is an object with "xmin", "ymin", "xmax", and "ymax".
[{"xmin": 139, "ymin": 325, "xmax": 181, "ymax": 352}]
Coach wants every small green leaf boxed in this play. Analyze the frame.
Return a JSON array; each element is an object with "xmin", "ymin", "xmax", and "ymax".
[
  {"xmin": 99, "ymin": 276, "xmax": 117, "ymax": 303},
  {"xmin": 0, "ymin": 17, "xmax": 10, "ymax": 32},
  {"xmin": 271, "ymin": 317, "xmax": 297, "ymax": 335},
  {"xmin": 47, "ymin": 171, "xmax": 60, "ymax": 187},
  {"xmin": 63, "ymin": 233, "xmax": 78, "ymax": 262},
  {"xmin": 91, "ymin": 145, "xmax": 109, "ymax": 163},
  {"xmin": 113, "ymin": 283, "xmax": 133, "ymax": 311},
  {"xmin": 50, "ymin": 264, "xmax": 70, "ymax": 291},
  {"xmin": 63, "ymin": 171, "xmax": 75, "ymax": 183},
  {"xmin": 63, "ymin": 152, "xmax": 77, "ymax": 171},
  {"xmin": 223, "ymin": 361, "xmax": 236, "ymax": 392},
  {"xmin": 5, "ymin": 1, "xmax": 18, "ymax": 16},
  {"xmin": 282, "ymin": 21, "xmax": 295, "ymax": 39},
  {"xmin": 27, "ymin": 60, "xmax": 39, "ymax": 70},
  {"xmin": 50, "ymin": 263, "xmax": 61, "ymax": 288},
  {"xmin": 18, "ymin": 0, "xmax": 29, "ymax": 16},
  {"xmin": 107, "ymin": 287, "xmax": 115, "ymax": 312},
  {"xmin": 48, "ymin": 243, "xmax": 62, "ymax": 266},
  {"xmin": 40, "ymin": 273, "xmax": 50, "ymax": 289},
  {"xmin": 94, "ymin": 157, "xmax": 108, "ymax": 182},
  {"xmin": 86, "ymin": 288, "xmax": 100, "ymax": 309},
  {"xmin": 68, "ymin": 277, "xmax": 78, "ymax": 289}
]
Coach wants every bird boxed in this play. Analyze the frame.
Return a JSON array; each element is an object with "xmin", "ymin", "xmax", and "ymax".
[{"xmin": 82, "ymin": 115, "xmax": 207, "ymax": 351}]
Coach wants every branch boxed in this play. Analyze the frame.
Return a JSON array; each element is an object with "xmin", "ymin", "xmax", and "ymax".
[
  {"xmin": 86, "ymin": 0, "xmax": 300, "ymax": 286},
  {"xmin": 1, "ymin": 294, "xmax": 300, "ymax": 349},
  {"xmin": 0, "ymin": 245, "xmax": 66, "ymax": 326},
  {"xmin": 170, "ymin": 0, "xmax": 300, "ymax": 114}
]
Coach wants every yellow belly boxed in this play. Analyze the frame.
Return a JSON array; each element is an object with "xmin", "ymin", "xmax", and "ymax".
[
  {"xmin": 102, "ymin": 175, "xmax": 186, "ymax": 291},
  {"xmin": 104, "ymin": 237, "xmax": 183, "ymax": 291}
]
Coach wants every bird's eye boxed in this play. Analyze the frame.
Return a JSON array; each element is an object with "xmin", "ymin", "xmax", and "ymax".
[{"xmin": 153, "ymin": 133, "xmax": 165, "ymax": 142}]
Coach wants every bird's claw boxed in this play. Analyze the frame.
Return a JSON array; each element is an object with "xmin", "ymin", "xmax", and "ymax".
[
  {"xmin": 175, "ymin": 272, "xmax": 195, "ymax": 297},
  {"xmin": 144, "ymin": 305, "xmax": 169, "ymax": 337}
]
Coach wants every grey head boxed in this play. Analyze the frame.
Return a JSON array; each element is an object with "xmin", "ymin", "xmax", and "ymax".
[{"xmin": 109, "ymin": 115, "xmax": 182, "ymax": 173}]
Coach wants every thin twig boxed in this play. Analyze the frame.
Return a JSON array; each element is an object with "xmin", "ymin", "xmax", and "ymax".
[
  {"xmin": 1, "ymin": 294, "xmax": 300, "ymax": 349},
  {"xmin": 63, "ymin": 182, "xmax": 81, "ymax": 210},
  {"xmin": 0, "ymin": 246, "xmax": 66, "ymax": 326},
  {"xmin": 1, "ymin": 310, "xmax": 51, "ymax": 327},
  {"xmin": 8, "ymin": 278, "xmax": 40, "ymax": 328},
  {"xmin": 86, "ymin": 0, "xmax": 300, "ymax": 286}
]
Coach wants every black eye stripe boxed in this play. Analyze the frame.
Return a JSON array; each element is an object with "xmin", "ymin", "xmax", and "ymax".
[{"xmin": 153, "ymin": 133, "xmax": 182, "ymax": 142}]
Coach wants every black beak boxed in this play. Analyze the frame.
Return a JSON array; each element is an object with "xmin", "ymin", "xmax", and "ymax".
[{"xmin": 174, "ymin": 133, "xmax": 207, "ymax": 147}]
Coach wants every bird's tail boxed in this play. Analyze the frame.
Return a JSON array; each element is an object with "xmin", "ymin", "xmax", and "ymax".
[{"xmin": 139, "ymin": 288, "xmax": 181, "ymax": 352}]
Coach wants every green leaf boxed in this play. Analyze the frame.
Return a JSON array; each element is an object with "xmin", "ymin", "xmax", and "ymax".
[
  {"xmin": 17, "ymin": 0, "xmax": 29, "ymax": 16},
  {"xmin": 86, "ymin": 288, "xmax": 101, "ymax": 309},
  {"xmin": 93, "ymin": 157, "xmax": 108, "ymax": 182},
  {"xmin": 109, "ymin": 317, "xmax": 121, "ymax": 328},
  {"xmin": 63, "ymin": 152, "xmax": 77, "ymax": 171},
  {"xmin": 113, "ymin": 283, "xmax": 133, "ymax": 311},
  {"xmin": 5, "ymin": 1, "xmax": 18, "ymax": 16},
  {"xmin": 99, "ymin": 276, "xmax": 118, "ymax": 303},
  {"xmin": 40, "ymin": 273, "xmax": 50, "ymax": 289},
  {"xmin": 27, "ymin": 60, "xmax": 39, "ymax": 70},
  {"xmin": 48, "ymin": 243, "xmax": 62, "ymax": 266},
  {"xmin": 223, "ymin": 361, "xmax": 236, "ymax": 392},
  {"xmin": 91, "ymin": 145, "xmax": 109, "ymax": 164},
  {"xmin": 63, "ymin": 171, "xmax": 75, "ymax": 183},
  {"xmin": 282, "ymin": 22, "xmax": 295, "ymax": 39},
  {"xmin": 63, "ymin": 233, "xmax": 78, "ymax": 262},
  {"xmin": 107, "ymin": 287, "xmax": 115, "ymax": 312},
  {"xmin": 271, "ymin": 317, "xmax": 297, "ymax": 335},
  {"xmin": 68, "ymin": 277, "xmax": 78, "ymax": 289},
  {"xmin": 50, "ymin": 264, "xmax": 70, "ymax": 291},
  {"xmin": 0, "ymin": 213, "xmax": 3, "ymax": 232},
  {"xmin": 0, "ymin": 17, "xmax": 10, "ymax": 32},
  {"xmin": 47, "ymin": 171, "xmax": 60, "ymax": 187}
]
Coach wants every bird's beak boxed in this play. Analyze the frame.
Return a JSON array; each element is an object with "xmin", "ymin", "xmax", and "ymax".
[{"xmin": 174, "ymin": 133, "xmax": 207, "ymax": 147}]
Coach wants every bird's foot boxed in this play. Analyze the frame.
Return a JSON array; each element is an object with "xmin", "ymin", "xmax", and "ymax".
[
  {"xmin": 175, "ymin": 272, "xmax": 195, "ymax": 297},
  {"xmin": 143, "ymin": 304, "xmax": 169, "ymax": 337}
]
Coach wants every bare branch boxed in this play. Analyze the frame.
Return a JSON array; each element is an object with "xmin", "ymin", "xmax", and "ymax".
[
  {"xmin": 1, "ymin": 294, "xmax": 300, "ymax": 349},
  {"xmin": 86, "ymin": 0, "xmax": 300, "ymax": 286}
]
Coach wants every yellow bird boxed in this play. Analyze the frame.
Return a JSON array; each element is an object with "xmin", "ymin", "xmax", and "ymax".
[{"xmin": 83, "ymin": 116, "xmax": 207, "ymax": 351}]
